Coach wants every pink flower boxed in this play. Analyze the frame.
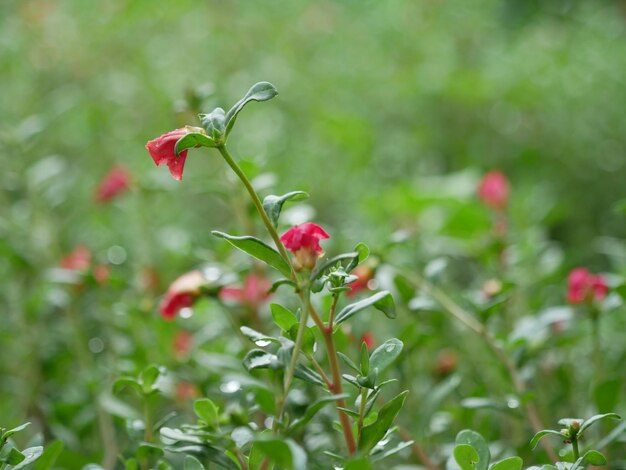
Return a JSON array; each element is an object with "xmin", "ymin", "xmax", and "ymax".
[
  {"xmin": 478, "ymin": 171, "xmax": 509, "ymax": 211},
  {"xmin": 60, "ymin": 245, "xmax": 92, "ymax": 272},
  {"xmin": 219, "ymin": 274, "xmax": 271, "ymax": 309},
  {"xmin": 145, "ymin": 128, "xmax": 190, "ymax": 181},
  {"xmin": 280, "ymin": 223, "xmax": 330, "ymax": 271},
  {"xmin": 566, "ymin": 268, "xmax": 608, "ymax": 304},
  {"xmin": 347, "ymin": 265, "xmax": 374, "ymax": 297},
  {"xmin": 94, "ymin": 166, "xmax": 132, "ymax": 203},
  {"xmin": 160, "ymin": 270, "xmax": 206, "ymax": 319}
]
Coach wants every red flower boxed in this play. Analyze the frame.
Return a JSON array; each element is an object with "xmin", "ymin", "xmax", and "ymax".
[
  {"xmin": 477, "ymin": 171, "xmax": 509, "ymax": 211},
  {"xmin": 347, "ymin": 265, "xmax": 375, "ymax": 297},
  {"xmin": 173, "ymin": 330, "xmax": 193, "ymax": 360},
  {"xmin": 160, "ymin": 270, "xmax": 206, "ymax": 319},
  {"xmin": 175, "ymin": 381, "xmax": 199, "ymax": 403},
  {"xmin": 280, "ymin": 223, "xmax": 330, "ymax": 270},
  {"xmin": 566, "ymin": 268, "xmax": 608, "ymax": 304},
  {"xmin": 145, "ymin": 128, "xmax": 191, "ymax": 181},
  {"xmin": 59, "ymin": 245, "xmax": 92, "ymax": 272},
  {"xmin": 94, "ymin": 166, "xmax": 132, "ymax": 203},
  {"xmin": 360, "ymin": 332, "xmax": 375, "ymax": 350},
  {"xmin": 219, "ymin": 274, "xmax": 271, "ymax": 309},
  {"xmin": 93, "ymin": 264, "xmax": 110, "ymax": 285}
]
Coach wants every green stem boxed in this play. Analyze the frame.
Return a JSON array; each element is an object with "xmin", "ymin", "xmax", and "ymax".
[
  {"xmin": 572, "ymin": 438, "xmax": 580, "ymax": 461},
  {"xmin": 216, "ymin": 144, "xmax": 296, "ymax": 280},
  {"xmin": 357, "ymin": 387, "xmax": 367, "ymax": 440},
  {"xmin": 283, "ymin": 284, "xmax": 311, "ymax": 401}
]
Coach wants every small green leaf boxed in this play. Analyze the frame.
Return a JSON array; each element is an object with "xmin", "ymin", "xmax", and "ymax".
[
  {"xmin": 112, "ymin": 377, "xmax": 142, "ymax": 395},
  {"xmin": 346, "ymin": 242, "xmax": 370, "ymax": 272},
  {"xmin": 335, "ymin": 291, "xmax": 395, "ymax": 326},
  {"xmin": 287, "ymin": 394, "xmax": 350, "ymax": 433},
  {"xmin": 456, "ymin": 430, "xmax": 490, "ymax": 470},
  {"xmin": 194, "ymin": 398, "xmax": 220, "ymax": 428},
  {"xmin": 579, "ymin": 412, "xmax": 621, "ymax": 436},
  {"xmin": 139, "ymin": 365, "xmax": 161, "ymax": 394},
  {"xmin": 2, "ymin": 423, "xmax": 30, "ymax": 441},
  {"xmin": 159, "ymin": 427, "xmax": 204, "ymax": 444},
  {"xmin": 7, "ymin": 448, "xmax": 26, "ymax": 465},
  {"xmin": 243, "ymin": 349, "xmax": 280, "ymax": 371},
  {"xmin": 33, "ymin": 440, "xmax": 64, "ymax": 470},
  {"xmin": 225, "ymin": 82, "xmax": 279, "ymax": 138},
  {"xmin": 529, "ymin": 430, "xmax": 565, "ymax": 450},
  {"xmin": 490, "ymin": 457, "xmax": 523, "ymax": 470},
  {"xmin": 10, "ymin": 446, "xmax": 44, "ymax": 469},
  {"xmin": 240, "ymin": 326, "xmax": 280, "ymax": 346},
  {"xmin": 310, "ymin": 252, "xmax": 358, "ymax": 281},
  {"xmin": 174, "ymin": 132, "xmax": 216, "ymax": 157},
  {"xmin": 337, "ymin": 352, "xmax": 360, "ymax": 374},
  {"xmin": 581, "ymin": 450, "xmax": 607, "ymax": 466},
  {"xmin": 369, "ymin": 338, "xmax": 403, "ymax": 376},
  {"xmin": 251, "ymin": 437, "xmax": 307, "ymax": 470},
  {"xmin": 345, "ymin": 458, "xmax": 373, "ymax": 470},
  {"xmin": 263, "ymin": 191, "xmax": 309, "ymax": 227},
  {"xmin": 183, "ymin": 455, "xmax": 205, "ymax": 470},
  {"xmin": 454, "ymin": 444, "xmax": 480, "ymax": 470},
  {"xmin": 212, "ymin": 231, "xmax": 291, "ymax": 277},
  {"xmin": 199, "ymin": 107, "xmax": 226, "ymax": 138},
  {"xmin": 294, "ymin": 364, "xmax": 324, "ymax": 386},
  {"xmin": 360, "ymin": 342, "xmax": 370, "ymax": 375},
  {"xmin": 287, "ymin": 324, "xmax": 315, "ymax": 355},
  {"xmin": 269, "ymin": 279, "xmax": 298, "ymax": 294},
  {"xmin": 136, "ymin": 443, "xmax": 164, "ymax": 461},
  {"xmin": 270, "ymin": 304, "xmax": 298, "ymax": 331},
  {"xmin": 358, "ymin": 390, "xmax": 409, "ymax": 452}
]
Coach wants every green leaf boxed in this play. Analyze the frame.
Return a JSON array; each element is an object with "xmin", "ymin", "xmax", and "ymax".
[
  {"xmin": 358, "ymin": 390, "xmax": 409, "ymax": 452},
  {"xmin": 140, "ymin": 365, "xmax": 161, "ymax": 394},
  {"xmin": 310, "ymin": 252, "xmax": 358, "ymax": 281},
  {"xmin": 240, "ymin": 326, "xmax": 280, "ymax": 346},
  {"xmin": 287, "ymin": 324, "xmax": 315, "ymax": 355},
  {"xmin": 287, "ymin": 394, "xmax": 349, "ymax": 433},
  {"xmin": 136, "ymin": 443, "xmax": 164, "ymax": 461},
  {"xmin": 360, "ymin": 342, "xmax": 370, "ymax": 375},
  {"xmin": 269, "ymin": 279, "xmax": 298, "ymax": 294},
  {"xmin": 159, "ymin": 427, "xmax": 204, "ymax": 445},
  {"xmin": 490, "ymin": 457, "xmax": 523, "ymax": 470},
  {"xmin": 581, "ymin": 450, "xmax": 607, "ymax": 466},
  {"xmin": 337, "ymin": 352, "xmax": 360, "ymax": 374},
  {"xmin": 243, "ymin": 349, "xmax": 280, "ymax": 371},
  {"xmin": 2, "ymin": 423, "xmax": 30, "ymax": 440},
  {"xmin": 369, "ymin": 338, "xmax": 403, "ymax": 376},
  {"xmin": 10, "ymin": 446, "xmax": 44, "ymax": 469},
  {"xmin": 199, "ymin": 107, "xmax": 226, "ymax": 139},
  {"xmin": 263, "ymin": 191, "xmax": 309, "ymax": 227},
  {"xmin": 112, "ymin": 377, "xmax": 142, "ymax": 396},
  {"xmin": 456, "ymin": 430, "xmax": 490, "ymax": 470},
  {"xmin": 174, "ymin": 132, "xmax": 216, "ymax": 157},
  {"xmin": 346, "ymin": 242, "xmax": 370, "ymax": 272},
  {"xmin": 225, "ymin": 82, "xmax": 279, "ymax": 138},
  {"xmin": 183, "ymin": 455, "xmax": 205, "ymax": 470},
  {"xmin": 271, "ymin": 304, "xmax": 298, "ymax": 331},
  {"xmin": 370, "ymin": 440, "xmax": 414, "ymax": 462},
  {"xmin": 344, "ymin": 458, "xmax": 373, "ymax": 470},
  {"xmin": 33, "ymin": 440, "xmax": 64, "ymax": 470},
  {"xmin": 529, "ymin": 430, "xmax": 564, "ymax": 450},
  {"xmin": 294, "ymin": 364, "xmax": 324, "ymax": 386},
  {"xmin": 125, "ymin": 459, "xmax": 138, "ymax": 470},
  {"xmin": 6, "ymin": 448, "xmax": 26, "ymax": 465},
  {"xmin": 579, "ymin": 412, "xmax": 621, "ymax": 435},
  {"xmin": 251, "ymin": 437, "xmax": 307, "ymax": 470},
  {"xmin": 454, "ymin": 444, "xmax": 480, "ymax": 470},
  {"xmin": 335, "ymin": 291, "xmax": 396, "ymax": 326},
  {"xmin": 194, "ymin": 398, "xmax": 220, "ymax": 428},
  {"xmin": 212, "ymin": 231, "xmax": 291, "ymax": 277}
]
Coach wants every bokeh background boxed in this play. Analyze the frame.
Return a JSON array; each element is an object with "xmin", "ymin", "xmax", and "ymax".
[{"xmin": 2, "ymin": 0, "xmax": 626, "ymax": 467}]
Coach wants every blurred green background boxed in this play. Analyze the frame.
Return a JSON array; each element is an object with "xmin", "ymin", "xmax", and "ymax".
[{"xmin": 2, "ymin": 0, "xmax": 626, "ymax": 466}]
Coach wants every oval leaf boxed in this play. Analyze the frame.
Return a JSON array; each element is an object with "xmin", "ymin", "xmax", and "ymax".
[
  {"xmin": 369, "ymin": 338, "xmax": 403, "ymax": 376},
  {"xmin": 263, "ymin": 191, "xmax": 309, "ymax": 227},
  {"xmin": 225, "ymin": 82, "xmax": 278, "ymax": 137},
  {"xmin": 456, "ymin": 430, "xmax": 490, "ymax": 470},
  {"xmin": 581, "ymin": 450, "xmax": 607, "ymax": 466},
  {"xmin": 271, "ymin": 303, "xmax": 298, "ymax": 331},
  {"xmin": 212, "ymin": 231, "xmax": 291, "ymax": 277},
  {"xmin": 490, "ymin": 457, "xmax": 523, "ymax": 470},
  {"xmin": 194, "ymin": 398, "xmax": 219, "ymax": 428},
  {"xmin": 335, "ymin": 290, "xmax": 396, "ymax": 326},
  {"xmin": 454, "ymin": 444, "xmax": 480, "ymax": 470}
]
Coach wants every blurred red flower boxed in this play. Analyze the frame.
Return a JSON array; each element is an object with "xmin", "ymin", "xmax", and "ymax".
[
  {"xmin": 173, "ymin": 330, "xmax": 193, "ymax": 359},
  {"xmin": 219, "ymin": 274, "xmax": 271, "ymax": 309},
  {"xmin": 280, "ymin": 223, "xmax": 329, "ymax": 270},
  {"xmin": 566, "ymin": 268, "xmax": 608, "ymax": 304},
  {"xmin": 145, "ymin": 128, "xmax": 190, "ymax": 181},
  {"xmin": 160, "ymin": 270, "xmax": 206, "ymax": 319},
  {"xmin": 59, "ymin": 245, "xmax": 92, "ymax": 272},
  {"xmin": 477, "ymin": 171, "xmax": 509, "ymax": 211},
  {"xmin": 347, "ymin": 265, "xmax": 374, "ymax": 297},
  {"xmin": 94, "ymin": 166, "xmax": 131, "ymax": 203},
  {"xmin": 360, "ymin": 331, "xmax": 375, "ymax": 350}
]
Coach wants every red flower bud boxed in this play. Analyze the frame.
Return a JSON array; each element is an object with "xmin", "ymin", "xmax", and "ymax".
[
  {"xmin": 94, "ymin": 166, "xmax": 132, "ymax": 203},
  {"xmin": 145, "ymin": 128, "xmax": 191, "ymax": 181},
  {"xmin": 566, "ymin": 267, "xmax": 608, "ymax": 304},
  {"xmin": 478, "ymin": 171, "xmax": 509, "ymax": 211},
  {"xmin": 280, "ymin": 223, "xmax": 330, "ymax": 271},
  {"xmin": 160, "ymin": 270, "xmax": 206, "ymax": 319}
]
